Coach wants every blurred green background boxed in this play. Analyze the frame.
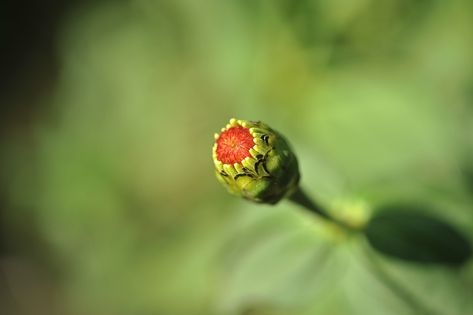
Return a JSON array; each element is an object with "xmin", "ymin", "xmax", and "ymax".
[{"xmin": 1, "ymin": 0, "xmax": 473, "ymax": 314}]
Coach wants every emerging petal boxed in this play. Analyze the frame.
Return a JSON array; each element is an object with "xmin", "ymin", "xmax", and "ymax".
[{"xmin": 216, "ymin": 126, "xmax": 254, "ymax": 164}]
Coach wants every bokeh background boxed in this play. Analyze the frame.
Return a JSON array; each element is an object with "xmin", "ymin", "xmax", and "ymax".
[{"xmin": 2, "ymin": 0, "xmax": 473, "ymax": 314}]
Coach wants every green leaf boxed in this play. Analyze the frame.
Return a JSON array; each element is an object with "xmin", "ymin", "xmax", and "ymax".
[{"xmin": 364, "ymin": 204, "xmax": 472, "ymax": 266}]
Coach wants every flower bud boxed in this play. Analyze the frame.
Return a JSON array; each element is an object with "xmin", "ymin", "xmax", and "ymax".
[{"xmin": 212, "ymin": 118, "xmax": 300, "ymax": 204}]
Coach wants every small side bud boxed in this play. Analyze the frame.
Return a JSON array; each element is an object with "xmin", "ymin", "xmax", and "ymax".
[{"xmin": 212, "ymin": 118, "xmax": 300, "ymax": 204}]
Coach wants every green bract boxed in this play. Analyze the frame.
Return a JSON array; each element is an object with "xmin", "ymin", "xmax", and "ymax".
[{"xmin": 212, "ymin": 118, "xmax": 300, "ymax": 204}]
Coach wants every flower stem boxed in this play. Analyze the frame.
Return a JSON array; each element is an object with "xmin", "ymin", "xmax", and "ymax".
[
  {"xmin": 291, "ymin": 188, "xmax": 440, "ymax": 315},
  {"xmin": 288, "ymin": 187, "xmax": 357, "ymax": 232}
]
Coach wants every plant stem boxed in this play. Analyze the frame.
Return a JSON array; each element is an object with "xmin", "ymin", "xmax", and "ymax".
[
  {"xmin": 288, "ymin": 187, "xmax": 356, "ymax": 232},
  {"xmin": 290, "ymin": 188, "xmax": 441, "ymax": 315}
]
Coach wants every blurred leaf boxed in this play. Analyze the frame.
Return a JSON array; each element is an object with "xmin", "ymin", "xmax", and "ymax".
[
  {"xmin": 3, "ymin": 0, "xmax": 473, "ymax": 314},
  {"xmin": 461, "ymin": 165, "xmax": 473, "ymax": 196},
  {"xmin": 364, "ymin": 204, "xmax": 471, "ymax": 266}
]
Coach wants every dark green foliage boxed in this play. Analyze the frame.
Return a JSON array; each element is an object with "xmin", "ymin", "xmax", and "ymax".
[{"xmin": 365, "ymin": 205, "xmax": 472, "ymax": 266}]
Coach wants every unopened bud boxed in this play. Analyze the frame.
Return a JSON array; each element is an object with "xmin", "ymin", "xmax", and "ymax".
[{"xmin": 212, "ymin": 118, "xmax": 300, "ymax": 204}]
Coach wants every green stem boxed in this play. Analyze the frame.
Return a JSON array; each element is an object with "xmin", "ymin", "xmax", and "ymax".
[
  {"xmin": 288, "ymin": 187, "xmax": 356, "ymax": 232},
  {"xmin": 290, "ymin": 187, "xmax": 440, "ymax": 315}
]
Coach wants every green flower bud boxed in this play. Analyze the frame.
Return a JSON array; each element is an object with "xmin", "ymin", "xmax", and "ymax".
[{"xmin": 212, "ymin": 118, "xmax": 300, "ymax": 204}]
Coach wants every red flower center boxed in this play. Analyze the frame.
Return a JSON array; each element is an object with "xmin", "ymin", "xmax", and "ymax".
[{"xmin": 216, "ymin": 126, "xmax": 254, "ymax": 164}]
